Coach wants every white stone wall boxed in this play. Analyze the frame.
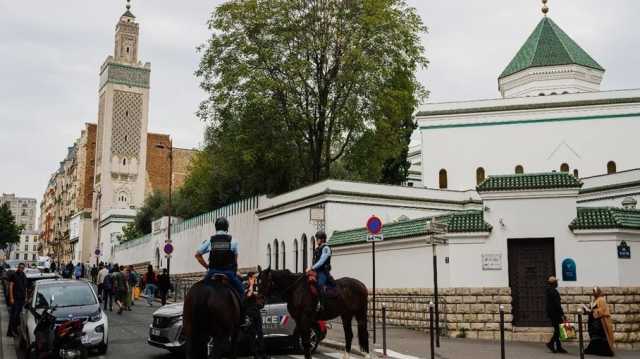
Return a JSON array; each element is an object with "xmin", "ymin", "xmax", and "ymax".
[{"xmin": 418, "ymin": 90, "xmax": 640, "ymax": 190}]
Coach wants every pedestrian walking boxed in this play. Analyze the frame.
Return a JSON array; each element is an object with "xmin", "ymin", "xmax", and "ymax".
[
  {"xmin": 584, "ymin": 287, "xmax": 615, "ymax": 356},
  {"xmin": 245, "ymin": 272, "xmax": 268, "ymax": 359},
  {"xmin": 130, "ymin": 266, "xmax": 140, "ymax": 305},
  {"xmin": 111, "ymin": 264, "xmax": 128, "ymax": 314},
  {"xmin": 545, "ymin": 276, "xmax": 567, "ymax": 353},
  {"xmin": 143, "ymin": 264, "xmax": 158, "ymax": 306},
  {"xmin": 157, "ymin": 268, "xmax": 171, "ymax": 306},
  {"xmin": 90, "ymin": 264, "xmax": 99, "ymax": 284},
  {"xmin": 102, "ymin": 268, "xmax": 114, "ymax": 311},
  {"xmin": 97, "ymin": 263, "xmax": 108, "ymax": 302},
  {"xmin": 124, "ymin": 266, "xmax": 134, "ymax": 310},
  {"xmin": 6, "ymin": 262, "xmax": 27, "ymax": 337},
  {"xmin": 74, "ymin": 262, "xmax": 82, "ymax": 280}
]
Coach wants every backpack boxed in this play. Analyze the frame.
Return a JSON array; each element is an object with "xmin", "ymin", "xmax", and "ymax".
[{"xmin": 103, "ymin": 274, "xmax": 113, "ymax": 291}]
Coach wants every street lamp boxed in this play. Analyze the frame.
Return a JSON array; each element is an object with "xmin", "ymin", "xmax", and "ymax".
[
  {"xmin": 93, "ymin": 189, "xmax": 102, "ymax": 266},
  {"xmin": 155, "ymin": 139, "xmax": 173, "ymax": 277}
]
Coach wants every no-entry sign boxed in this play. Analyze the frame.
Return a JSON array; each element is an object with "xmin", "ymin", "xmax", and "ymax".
[{"xmin": 366, "ymin": 215, "xmax": 383, "ymax": 235}]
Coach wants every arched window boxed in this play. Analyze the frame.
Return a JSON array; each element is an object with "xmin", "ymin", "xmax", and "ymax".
[
  {"xmin": 476, "ymin": 167, "xmax": 486, "ymax": 185},
  {"xmin": 122, "ymin": 158, "xmax": 126, "ymax": 166},
  {"xmin": 438, "ymin": 169, "xmax": 448, "ymax": 189},
  {"xmin": 607, "ymin": 161, "xmax": 616, "ymax": 174},
  {"xmin": 515, "ymin": 165, "xmax": 524, "ymax": 174},
  {"xmin": 266, "ymin": 244, "xmax": 272, "ymax": 267},
  {"xmin": 281, "ymin": 241, "xmax": 286, "ymax": 270},
  {"xmin": 274, "ymin": 239, "xmax": 279, "ymax": 270},
  {"xmin": 560, "ymin": 163, "xmax": 569, "ymax": 172},
  {"xmin": 573, "ymin": 169, "xmax": 579, "ymax": 178},
  {"xmin": 302, "ymin": 234, "xmax": 308, "ymax": 270},
  {"xmin": 293, "ymin": 239, "xmax": 299, "ymax": 272}
]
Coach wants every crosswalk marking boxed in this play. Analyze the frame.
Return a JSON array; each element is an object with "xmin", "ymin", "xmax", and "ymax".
[{"xmin": 375, "ymin": 348, "xmax": 421, "ymax": 359}]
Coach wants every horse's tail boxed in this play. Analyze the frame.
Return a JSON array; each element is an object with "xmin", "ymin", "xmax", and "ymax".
[{"xmin": 356, "ymin": 305, "xmax": 369, "ymax": 353}]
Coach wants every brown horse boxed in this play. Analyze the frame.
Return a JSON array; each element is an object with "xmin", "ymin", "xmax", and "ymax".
[
  {"xmin": 183, "ymin": 277, "xmax": 241, "ymax": 359},
  {"xmin": 258, "ymin": 268, "xmax": 370, "ymax": 359}
]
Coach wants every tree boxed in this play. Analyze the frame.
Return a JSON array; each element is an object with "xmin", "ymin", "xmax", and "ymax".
[
  {"xmin": 120, "ymin": 222, "xmax": 143, "ymax": 242},
  {"xmin": 196, "ymin": 0, "xmax": 427, "ymax": 195},
  {"xmin": 133, "ymin": 190, "xmax": 169, "ymax": 235},
  {"xmin": 0, "ymin": 203, "xmax": 22, "ymax": 250}
]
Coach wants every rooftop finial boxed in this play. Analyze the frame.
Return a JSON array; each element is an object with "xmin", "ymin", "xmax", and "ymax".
[
  {"xmin": 126, "ymin": 0, "xmax": 131, "ymax": 11},
  {"xmin": 542, "ymin": 0, "xmax": 549, "ymax": 16}
]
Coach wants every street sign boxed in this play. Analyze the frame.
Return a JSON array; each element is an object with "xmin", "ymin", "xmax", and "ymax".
[
  {"xmin": 366, "ymin": 215, "xmax": 383, "ymax": 235},
  {"xmin": 428, "ymin": 219, "xmax": 448, "ymax": 234},
  {"xmin": 366, "ymin": 234, "xmax": 384, "ymax": 242},
  {"xmin": 94, "ymin": 249, "xmax": 101, "ymax": 256},
  {"xmin": 163, "ymin": 243, "xmax": 174, "ymax": 255}
]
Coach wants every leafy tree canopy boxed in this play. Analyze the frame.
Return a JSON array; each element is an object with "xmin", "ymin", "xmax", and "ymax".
[
  {"xmin": 194, "ymin": 0, "xmax": 427, "ymax": 199},
  {"xmin": 0, "ymin": 203, "xmax": 22, "ymax": 250}
]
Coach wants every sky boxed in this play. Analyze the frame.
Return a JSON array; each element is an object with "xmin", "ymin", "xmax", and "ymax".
[{"xmin": 1, "ymin": 0, "xmax": 639, "ymax": 209}]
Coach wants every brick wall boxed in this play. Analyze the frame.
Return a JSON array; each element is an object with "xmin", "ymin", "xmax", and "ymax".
[{"xmin": 369, "ymin": 287, "xmax": 640, "ymax": 350}]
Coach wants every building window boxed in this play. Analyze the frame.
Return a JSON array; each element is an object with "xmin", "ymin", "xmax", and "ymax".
[
  {"xmin": 274, "ymin": 239, "xmax": 279, "ymax": 270},
  {"xmin": 302, "ymin": 234, "xmax": 308, "ymax": 270},
  {"xmin": 607, "ymin": 161, "xmax": 616, "ymax": 174},
  {"xmin": 23, "ymin": 253, "xmax": 28, "ymax": 260},
  {"xmin": 32, "ymin": 254, "xmax": 36, "ymax": 261},
  {"xmin": 573, "ymin": 169, "xmax": 579, "ymax": 178},
  {"xmin": 560, "ymin": 163, "xmax": 569, "ymax": 172},
  {"xmin": 515, "ymin": 165, "xmax": 524, "ymax": 174},
  {"xmin": 281, "ymin": 241, "xmax": 286, "ymax": 270},
  {"xmin": 122, "ymin": 158, "xmax": 127, "ymax": 166},
  {"xmin": 293, "ymin": 239, "xmax": 299, "ymax": 273},
  {"xmin": 438, "ymin": 169, "xmax": 448, "ymax": 189},
  {"xmin": 476, "ymin": 167, "xmax": 486, "ymax": 185},
  {"xmin": 266, "ymin": 244, "xmax": 271, "ymax": 267}
]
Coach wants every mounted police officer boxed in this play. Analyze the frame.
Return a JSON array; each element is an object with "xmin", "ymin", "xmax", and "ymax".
[
  {"xmin": 306, "ymin": 230, "xmax": 332, "ymax": 311},
  {"xmin": 194, "ymin": 217, "xmax": 244, "ymax": 297}
]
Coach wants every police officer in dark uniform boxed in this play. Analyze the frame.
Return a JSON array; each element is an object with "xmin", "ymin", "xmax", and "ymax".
[
  {"xmin": 244, "ymin": 272, "xmax": 268, "ymax": 359},
  {"xmin": 306, "ymin": 231, "xmax": 332, "ymax": 311},
  {"xmin": 194, "ymin": 217, "xmax": 244, "ymax": 297}
]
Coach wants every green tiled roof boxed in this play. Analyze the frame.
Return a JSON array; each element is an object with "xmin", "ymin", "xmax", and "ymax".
[
  {"xmin": 500, "ymin": 17, "xmax": 604, "ymax": 79},
  {"xmin": 569, "ymin": 207, "xmax": 640, "ymax": 231},
  {"xmin": 477, "ymin": 173, "xmax": 582, "ymax": 192},
  {"xmin": 330, "ymin": 211, "xmax": 492, "ymax": 247}
]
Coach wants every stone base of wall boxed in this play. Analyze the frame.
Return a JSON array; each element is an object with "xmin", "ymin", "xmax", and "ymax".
[{"xmin": 369, "ymin": 287, "xmax": 640, "ymax": 350}]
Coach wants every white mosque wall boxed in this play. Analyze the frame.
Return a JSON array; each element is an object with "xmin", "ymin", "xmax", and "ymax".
[
  {"xmin": 112, "ymin": 197, "xmax": 260, "ymax": 273},
  {"xmin": 418, "ymin": 91, "xmax": 640, "ymax": 190}
]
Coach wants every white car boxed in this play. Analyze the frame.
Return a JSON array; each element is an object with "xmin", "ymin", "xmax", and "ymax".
[{"xmin": 18, "ymin": 279, "xmax": 109, "ymax": 355}]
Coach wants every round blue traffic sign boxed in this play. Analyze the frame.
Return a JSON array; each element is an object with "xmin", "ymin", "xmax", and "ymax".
[
  {"xmin": 366, "ymin": 215, "xmax": 383, "ymax": 235},
  {"xmin": 164, "ymin": 243, "xmax": 174, "ymax": 255}
]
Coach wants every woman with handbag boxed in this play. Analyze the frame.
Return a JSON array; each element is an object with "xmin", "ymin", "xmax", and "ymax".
[{"xmin": 585, "ymin": 287, "xmax": 615, "ymax": 356}]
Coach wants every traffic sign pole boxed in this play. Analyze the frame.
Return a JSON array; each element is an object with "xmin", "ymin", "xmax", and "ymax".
[{"xmin": 366, "ymin": 215, "xmax": 383, "ymax": 344}]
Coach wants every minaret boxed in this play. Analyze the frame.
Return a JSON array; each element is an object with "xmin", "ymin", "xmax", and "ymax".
[{"xmin": 93, "ymin": 0, "xmax": 151, "ymax": 258}]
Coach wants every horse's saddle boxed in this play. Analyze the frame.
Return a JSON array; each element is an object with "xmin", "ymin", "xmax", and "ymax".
[{"xmin": 306, "ymin": 271, "xmax": 338, "ymax": 298}]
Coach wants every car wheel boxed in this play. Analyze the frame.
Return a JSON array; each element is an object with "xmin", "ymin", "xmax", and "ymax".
[
  {"xmin": 297, "ymin": 328, "xmax": 321, "ymax": 354},
  {"xmin": 97, "ymin": 341, "xmax": 108, "ymax": 355}
]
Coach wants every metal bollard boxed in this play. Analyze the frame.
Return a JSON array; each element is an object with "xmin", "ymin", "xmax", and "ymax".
[
  {"xmin": 429, "ymin": 302, "xmax": 435, "ymax": 359},
  {"xmin": 578, "ymin": 310, "xmax": 585, "ymax": 359},
  {"xmin": 382, "ymin": 305, "xmax": 387, "ymax": 357},
  {"xmin": 499, "ymin": 305, "xmax": 505, "ymax": 359}
]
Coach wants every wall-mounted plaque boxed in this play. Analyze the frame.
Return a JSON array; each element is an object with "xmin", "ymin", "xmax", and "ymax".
[
  {"xmin": 618, "ymin": 241, "xmax": 631, "ymax": 259},
  {"xmin": 482, "ymin": 253, "xmax": 502, "ymax": 270}
]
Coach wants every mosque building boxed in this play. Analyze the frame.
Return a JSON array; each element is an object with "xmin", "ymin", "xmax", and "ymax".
[{"xmin": 112, "ymin": 2, "xmax": 640, "ymax": 348}]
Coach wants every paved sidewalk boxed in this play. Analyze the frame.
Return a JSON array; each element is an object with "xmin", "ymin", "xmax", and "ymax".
[
  {"xmin": 325, "ymin": 322, "xmax": 638, "ymax": 359},
  {"xmin": 0, "ymin": 288, "xmax": 18, "ymax": 359}
]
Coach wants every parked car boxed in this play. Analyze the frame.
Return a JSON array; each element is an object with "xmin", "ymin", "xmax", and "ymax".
[
  {"xmin": 148, "ymin": 296, "xmax": 327, "ymax": 355},
  {"xmin": 18, "ymin": 279, "xmax": 109, "ymax": 355}
]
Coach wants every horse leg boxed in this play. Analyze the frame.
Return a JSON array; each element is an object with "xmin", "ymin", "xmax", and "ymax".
[
  {"xmin": 356, "ymin": 308, "xmax": 370, "ymax": 357},
  {"xmin": 341, "ymin": 314, "xmax": 354, "ymax": 359},
  {"xmin": 229, "ymin": 329, "xmax": 239, "ymax": 359},
  {"xmin": 298, "ymin": 320, "xmax": 313, "ymax": 359},
  {"xmin": 186, "ymin": 332, "xmax": 208, "ymax": 359}
]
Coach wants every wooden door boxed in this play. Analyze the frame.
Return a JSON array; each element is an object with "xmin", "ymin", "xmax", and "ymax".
[{"xmin": 508, "ymin": 238, "xmax": 555, "ymax": 327}]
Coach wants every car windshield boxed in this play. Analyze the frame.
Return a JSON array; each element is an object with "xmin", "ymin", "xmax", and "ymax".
[
  {"xmin": 5, "ymin": 260, "xmax": 21, "ymax": 269},
  {"xmin": 35, "ymin": 282, "xmax": 97, "ymax": 308}
]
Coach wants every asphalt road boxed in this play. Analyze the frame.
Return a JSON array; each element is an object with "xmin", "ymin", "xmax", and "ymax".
[{"xmin": 93, "ymin": 298, "xmax": 341, "ymax": 359}]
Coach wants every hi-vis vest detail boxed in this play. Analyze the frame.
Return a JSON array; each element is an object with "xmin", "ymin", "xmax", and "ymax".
[{"xmin": 208, "ymin": 234, "xmax": 236, "ymax": 270}]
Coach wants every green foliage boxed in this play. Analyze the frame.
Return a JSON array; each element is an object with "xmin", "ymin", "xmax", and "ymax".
[
  {"xmin": 193, "ymin": 0, "xmax": 428, "ymax": 203},
  {"xmin": 133, "ymin": 190, "xmax": 169, "ymax": 235},
  {"xmin": 0, "ymin": 203, "xmax": 22, "ymax": 250},
  {"xmin": 120, "ymin": 222, "xmax": 143, "ymax": 242}
]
